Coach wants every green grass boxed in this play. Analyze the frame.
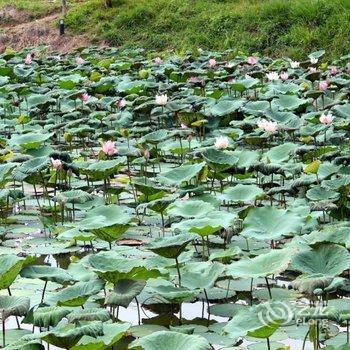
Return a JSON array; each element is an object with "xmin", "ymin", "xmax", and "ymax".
[
  {"xmin": 0, "ymin": 0, "xmax": 60, "ymax": 18},
  {"xmin": 1, "ymin": 0, "xmax": 350, "ymax": 59}
]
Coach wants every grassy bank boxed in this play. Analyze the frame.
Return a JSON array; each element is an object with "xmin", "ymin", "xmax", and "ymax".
[{"xmin": 1, "ymin": 0, "xmax": 350, "ymax": 59}]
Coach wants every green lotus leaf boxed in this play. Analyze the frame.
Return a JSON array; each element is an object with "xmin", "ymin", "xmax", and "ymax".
[
  {"xmin": 147, "ymin": 233, "xmax": 194, "ymax": 259},
  {"xmin": 70, "ymin": 322, "xmax": 130, "ymax": 350},
  {"xmin": 272, "ymin": 95, "xmax": 310, "ymax": 112},
  {"xmin": 147, "ymin": 278, "xmax": 199, "ymax": 303},
  {"xmin": 220, "ymin": 184, "xmax": 264, "ymax": 203},
  {"xmin": 209, "ymin": 246, "xmax": 243, "ymax": 262},
  {"xmin": 2, "ymin": 332, "xmax": 44, "ymax": 349},
  {"xmin": 87, "ymin": 251, "xmax": 164, "ymax": 284},
  {"xmin": 0, "ymin": 295, "xmax": 30, "ymax": 319},
  {"xmin": 230, "ymin": 78, "xmax": 259, "ymax": 93},
  {"xmin": 32, "ymin": 306, "xmax": 71, "ymax": 328},
  {"xmin": 53, "ymin": 190, "xmax": 95, "ymax": 204},
  {"xmin": 130, "ymin": 330, "xmax": 212, "ymax": 350},
  {"xmin": 226, "ymin": 249, "xmax": 294, "ymax": 278},
  {"xmin": 9, "ymin": 133, "xmax": 54, "ymax": 150},
  {"xmin": 306, "ymin": 225, "xmax": 350, "ymax": 248},
  {"xmin": 333, "ymin": 103, "xmax": 350, "ymax": 119},
  {"xmin": 41, "ymin": 321, "xmax": 104, "ymax": 349},
  {"xmin": 157, "ymin": 162, "xmax": 205, "ymax": 185},
  {"xmin": 306, "ymin": 186, "xmax": 340, "ymax": 201},
  {"xmin": 77, "ymin": 205, "xmax": 131, "ymax": 243},
  {"xmin": 50, "ymin": 279, "xmax": 105, "ymax": 307},
  {"xmin": 241, "ymin": 206, "xmax": 305, "ymax": 241},
  {"xmin": 208, "ymin": 99, "xmax": 245, "ymax": 117},
  {"xmin": 20, "ymin": 265, "xmax": 73, "ymax": 284},
  {"xmin": 74, "ymin": 158, "xmax": 126, "ymax": 181},
  {"xmin": 167, "ymin": 200, "xmax": 215, "ymax": 218},
  {"xmin": 264, "ymin": 143, "xmax": 298, "ymax": 163},
  {"xmin": 12, "ymin": 157, "xmax": 50, "ymax": 183},
  {"xmin": 181, "ymin": 261, "xmax": 225, "ymax": 290},
  {"xmin": 140, "ymin": 130, "xmax": 169, "ymax": 144},
  {"xmin": 223, "ymin": 302, "xmax": 290, "ymax": 339},
  {"xmin": 242, "ymin": 101, "xmax": 270, "ymax": 117},
  {"xmin": 202, "ymin": 148, "xmax": 238, "ymax": 172},
  {"xmin": 172, "ymin": 211, "xmax": 237, "ymax": 237},
  {"xmin": 0, "ymin": 254, "xmax": 24, "ymax": 290},
  {"xmin": 132, "ymin": 177, "xmax": 167, "ymax": 196},
  {"xmin": 58, "ymin": 228, "xmax": 96, "ymax": 242},
  {"xmin": 291, "ymin": 274, "xmax": 335, "ymax": 294},
  {"xmin": 105, "ymin": 279, "xmax": 146, "ymax": 308},
  {"xmin": 291, "ymin": 243, "xmax": 350, "ymax": 276},
  {"xmin": 0, "ymin": 163, "xmax": 17, "ymax": 187},
  {"xmin": 25, "ymin": 94, "xmax": 55, "ymax": 109},
  {"xmin": 67, "ymin": 308, "xmax": 110, "ymax": 323}
]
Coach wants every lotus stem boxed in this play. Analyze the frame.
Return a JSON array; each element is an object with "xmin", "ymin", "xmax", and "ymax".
[
  {"xmin": 41, "ymin": 280, "xmax": 48, "ymax": 304},
  {"xmin": 201, "ymin": 237, "xmax": 206, "ymax": 260},
  {"xmin": 250, "ymin": 278, "xmax": 254, "ymax": 306},
  {"xmin": 265, "ymin": 277, "xmax": 272, "ymax": 299},
  {"xmin": 302, "ymin": 329, "xmax": 310, "ymax": 350},
  {"xmin": 204, "ymin": 289, "xmax": 210, "ymax": 324},
  {"xmin": 266, "ymin": 337, "xmax": 271, "ymax": 350},
  {"xmin": 2, "ymin": 316, "xmax": 5, "ymax": 348},
  {"xmin": 7, "ymin": 288, "xmax": 20, "ymax": 328},
  {"xmin": 160, "ymin": 212, "xmax": 165, "ymax": 237},
  {"xmin": 175, "ymin": 257, "xmax": 182, "ymax": 287},
  {"xmin": 135, "ymin": 297, "xmax": 141, "ymax": 325}
]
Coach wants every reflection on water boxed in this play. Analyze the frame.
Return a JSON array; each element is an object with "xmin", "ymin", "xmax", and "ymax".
[{"xmin": 4, "ymin": 300, "xmax": 316, "ymax": 350}]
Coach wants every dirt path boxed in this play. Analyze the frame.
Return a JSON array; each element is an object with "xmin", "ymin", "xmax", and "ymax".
[{"xmin": 0, "ymin": 9, "xmax": 93, "ymax": 53}]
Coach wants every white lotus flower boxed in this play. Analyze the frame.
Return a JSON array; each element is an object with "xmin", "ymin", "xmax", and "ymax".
[
  {"xmin": 290, "ymin": 61, "xmax": 300, "ymax": 68},
  {"xmin": 155, "ymin": 94, "xmax": 168, "ymax": 106},
  {"xmin": 266, "ymin": 72, "xmax": 279, "ymax": 81},
  {"xmin": 214, "ymin": 136, "xmax": 229, "ymax": 149}
]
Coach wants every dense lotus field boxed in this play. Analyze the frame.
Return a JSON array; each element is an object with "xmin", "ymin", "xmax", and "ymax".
[{"xmin": 0, "ymin": 47, "xmax": 350, "ymax": 350}]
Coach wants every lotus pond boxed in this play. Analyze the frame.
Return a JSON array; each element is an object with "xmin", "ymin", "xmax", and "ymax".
[{"xmin": 0, "ymin": 47, "xmax": 349, "ymax": 350}]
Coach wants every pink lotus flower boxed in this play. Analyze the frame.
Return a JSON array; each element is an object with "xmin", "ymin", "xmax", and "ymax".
[
  {"xmin": 51, "ymin": 158, "xmax": 62, "ymax": 169},
  {"xmin": 247, "ymin": 56, "xmax": 258, "ymax": 65},
  {"xmin": 257, "ymin": 119, "xmax": 278, "ymax": 133},
  {"xmin": 309, "ymin": 67, "xmax": 317, "ymax": 73},
  {"xmin": 155, "ymin": 94, "xmax": 168, "ymax": 106},
  {"xmin": 319, "ymin": 113, "xmax": 335, "ymax": 125},
  {"xmin": 209, "ymin": 58, "xmax": 217, "ymax": 67},
  {"xmin": 143, "ymin": 149, "xmax": 150, "ymax": 159},
  {"xmin": 76, "ymin": 56, "xmax": 85, "ymax": 65},
  {"xmin": 24, "ymin": 53, "xmax": 32, "ymax": 65},
  {"xmin": 330, "ymin": 66, "xmax": 337, "ymax": 75},
  {"xmin": 116, "ymin": 99, "xmax": 126, "ymax": 108},
  {"xmin": 280, "ymin": 72, "xmax": 289, "ymax": 81},
  {"xmin": 79, "ymin": 93, "xmax": 89, "ymax": 102},
  {"xmin": 181, "ymin": 123, "xmax": 188, "ymax": 129},
  {"xmin": 154, "ymin": 57, "xmax": 163, "ymax": 65},
  {"xmin": 102, "ymin": 140, "xmax": 118, "ymax": 156},
  {"xmin": 214, "ymin": 136, "xmax": 229, "ymax": 149},
  {"xmin": 319, "ymin": 81, "xmax": 328, "ymax": 91}
]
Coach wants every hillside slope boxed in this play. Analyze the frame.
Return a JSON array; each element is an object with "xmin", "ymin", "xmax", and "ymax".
[{"xmin": 1, "ymin": 0, "xmax": 350, "ymax": 59}]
